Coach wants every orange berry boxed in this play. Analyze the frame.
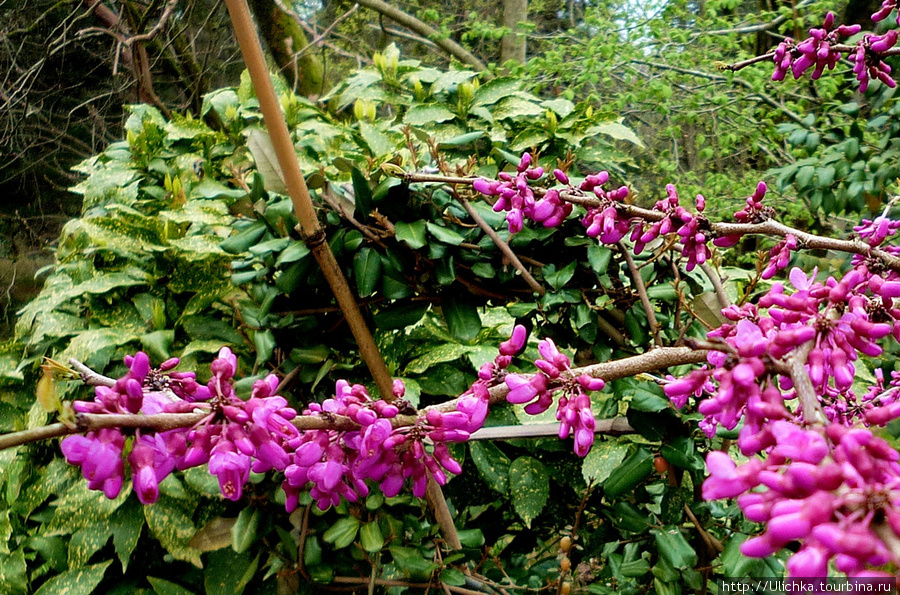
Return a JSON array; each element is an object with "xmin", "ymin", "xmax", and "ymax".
[{"xmin": 654, "ymin": 456, "xmax": 668, "ymax": 473}]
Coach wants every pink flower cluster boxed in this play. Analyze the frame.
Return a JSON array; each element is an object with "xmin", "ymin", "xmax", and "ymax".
[
  {"xmin": 472, "ymin": 153, "xmax": 572, "ymax": 233},
  {"xmin": 505, "ymin": 334, "xmax": 605, "ymax": 456},
  {"xmin": 872, "ymin": 0, "xmax": 900, "ymax": 25},
  {"xmin": 283, "ymin": 376, "xmax": 485, "ymax": 510},
  {"xmin": 771, "ymin": 13, "xmax": 861, "ymax": 81},
  {"xmin": 62, "ymin": 349, "xmax": 300, "ymax": 504},
  {"xmin": 704, "ymin": 423, "xmax": 900, "ymax": 578},
  {"xmin": 849, "ymin": 30, "xmax": 899, "ymax": 92}
]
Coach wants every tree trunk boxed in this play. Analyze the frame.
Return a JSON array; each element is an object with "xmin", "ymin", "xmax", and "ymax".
[
  {"xmin": 249, "ymin": 0, "xmax": 325, "ymax": 97},
  {"xmin": 500, "ymin": 0, "xmax": 527, "ymax": 64}
]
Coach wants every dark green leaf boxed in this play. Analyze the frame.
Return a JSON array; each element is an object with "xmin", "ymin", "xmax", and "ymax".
[
  {"xmin": 587, "ymin": 243, "xmax": 612, "ymax": 274},
  {"xmin": 353, "ymin": 247, "xmax": 382, "ymax": 297},
  {"xmin": 442, "ymin": 295, "xmax": 481, "ymax": 342},
  {"xmin": 651, "ymin": 526, "xmax": 698, "ymax": 570},
  {"xmin": 148, "ymin": 577, "xmax": 195, "ymax": 595},
  {"xmin": 351, "ymin": 168, "xmax": 373, "ymax": 220},
  {"xmin": 395, "ymin": 220, "xmax": 427, "ymax": 249},
  {"xmin": 426, "ymin": 222, "xmax": 464, "ymax": 245},
  {"xmin": 231, "ymin": 507, "xmax": 260, "ymax": 554},
  {"xmin": 469, "ymin": 441, "xmax": 511, "ymax": 495},
  {"xmin": 603, "ymin": 447, "xmax": 653, "ymax": 498}
]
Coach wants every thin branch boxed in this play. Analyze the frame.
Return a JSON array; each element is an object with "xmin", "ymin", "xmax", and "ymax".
[
  {"xmin": 0, "ymin": 410, "xmax": 210, "ymax": 450},
  {"xmin": 456, "ymin": 192, "xmax": 545, "ymax": 295},
  {"xmin": 294, "ymin": 4, "xmax": 360, "ymax": 58},
  {"xmin": 469, "ymin": 419, "xmax": 633, "ymax": 440},
  {"xmin": 618, "ymin": 242, "xmax": 662, "ymax": 347},
  {"xmin": 700, "ymin": 262, "xmax": 731, "ymax": 310},
  {"xmin": 69, "ymin": 358, "xmax": 116, "ymax": 387},
  {"xmin": 123, "ymin": 0, "xmax": 177, "ymax": 46}
]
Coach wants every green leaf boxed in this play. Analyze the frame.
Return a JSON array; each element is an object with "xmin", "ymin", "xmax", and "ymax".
[
  {"xmin": 472, "ymin": 77, "xmax": 522, "ymax": 107},
  {"xmin": 111, "ymin": 498, "xmax": 144, "ymax": 572},
  {"xmin": 359, "ymin": 522, "xmax": 385, "ymax": 553},
  {"xmin": 246, "ymin": 128, "xmax": 287, "ymax": 194},
  {"xmin": 144, "ymin": 498, "xmax": 202, "ymax": 567},
  {"xmin": 403, "ymin": 104, "xmax": 457, "ymax": 126},
  {"xmin": 405, "ymin": 342, "xmax": 475, "ymax": 374},
  {"xmin": 586, "ymin": 121, "xmax": 645, "ymax": 148},
  {"xmin": 509, "ymin": 457, "xmax": 550, "ymax": 528},
  {"xmin": 322, "ymin": 516, "xmax": 360, "ymax": 549},
  {"xmin": 354, "ymin": 247, "xmax": 382, "ymax": 297},
  {"xmin": 587, "ymin": 244, "xmax": 612, "ymax": 275},
  {"xmin": 439, "ymin": 131, "xmax": 486, "ymax": 147},
  {"xmin": 543, "ymin": 262, "xmax": 577, "ymax": 291},
  {"xmin": 0, "ymin": 548, "xmax": 27, "ymax": 595},
  {"xmin": 148, "ymin": 577, "xmax": 195, "ymax": 595},
  {"xmin": 394, "ymin": 220, "xmax": 427, "ymax": 249},
  {"xmin": 442, "ymin": 295, "xmax": 481, "ymax": 342},
  {"xmin": 204, "ymin": 548, "xmax": 260, "ymax": 595},
  {"xmin": 652, "ymin": 526, "xmax": 698, "ymax": 570},
  {"xmin": 581, "ymin": 440, "xmax": 629, "ymax": 484},
  {"xmin": 374, "ymin": 302, "xmax": 429, "ymax": 330},
  {"xmin": 191, "ymin": 178, "xmax": 247, "ymax": 200},
  {"xmin": 388, "ymin": 546, "xmax": 439, "ymax": 580},
  {"xmin": 425, "ymin": 222, "xmax": 464, "ymax": 245},
  {"xmin": 253, "ymin": 329, "xmax": 275, "ymax": 367},
  {"xmin": 68, "ymin": 523, "xmax": 112, "ymax": 569},
  {"xmin": 33, "ymin": 560, "xmax": 111, "ymax": 595},
  {"xmin": 492, "ymin": 96, "xmax": 544, "ymax": 120},
  {"xmin": 359, "ymin": 121, "xmax": 395, "ymax": 156},
  {"xmin": 469, "ymin": 441, "xmax": 510, "ymax": 495},
  {"xmin": 457, "ymin": 529, "xmax": 485, "ymax": 548},
  {"xmin": 603, "ymin": 447, "xmax": 653, "ymax": 498},
  {"xmin": 440, "ymin": 568, "xmax": 467, "ymax": 586},
  {"xmin": 542, "ymin": 98, "xmax": 575, "ymax": 118},
  {"xmin": 351, "ymin": 168, "xmax": 374, "ymax": 220},
  {"xmin": 628, "ymin": 383, "xmax": 670, "ymax": 412},
  {"xmin": 231, "ymin": 507, "xmax": 260, "ymax": 554}
]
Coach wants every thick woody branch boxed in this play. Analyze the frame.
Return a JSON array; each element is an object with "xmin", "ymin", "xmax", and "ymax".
[{"xmin": 353, "ymin": 0, "xmax": 487, "ymax": 71}]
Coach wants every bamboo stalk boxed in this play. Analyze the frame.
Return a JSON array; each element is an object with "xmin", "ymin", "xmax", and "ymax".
[{"xmin": 224, "ymin": 0, "xmax": 394, "ymax": 402}]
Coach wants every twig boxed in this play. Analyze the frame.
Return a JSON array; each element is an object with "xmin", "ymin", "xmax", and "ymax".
[
  {"xmin": 618, "ymin": 242, "xmax": 662, "ymax": 347},
  {"xmin": 456, "ymin": 193, "xmax": 545, "ymax": 295},
  {"xmin": 684, "ymin": 503, "xmax": 724, "ymax": 554},
  {"xmin": 426, "ymin": 477, "xmax": 463, "ymax": 550},
  {"xmin": 699, "ymin": 262, "xmax": 731, "ymax": 310},
  {"xmin": 123, "ymin": 0, "xmax": 177, "ymax": 46},
  {"xmin": 294, "ymin": 4, "xmax": 359, "ymax": 57},
  {"xmin": 784, "ymin": 340, "xmax": 826, "ymax": 425},
  {"xmin": 69, "ymin": 358, "xmax": 116, "ymax": 386},
  {"xmin": 469, "ymin": 419, "xmax": 633, "ymax": 440},
  {"xmin": 0, "ymin": 410, "xmax": 210, "ymax": 450}
]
